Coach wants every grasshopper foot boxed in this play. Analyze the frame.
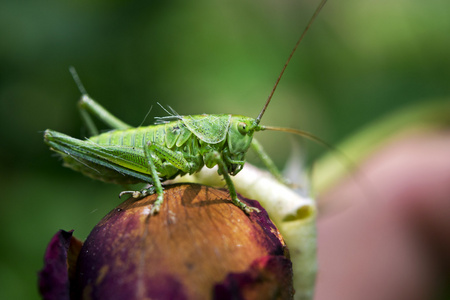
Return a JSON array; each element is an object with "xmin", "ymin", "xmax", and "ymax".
[
  {"xmin": 119, "ymin": 186, "xmax": 156, "ymax": 199},
  {"xmin": 149, "ymin": 203, "xmax": 161, "ymax": 215},
  {"xmin": 149, "ymin": 194, "xmax": 164, "ymax": 215},
  {"xmin": 232, "ymin": 197, "xmax": 261, "ymax": 214},
  {"xmin": 243, "ymin": 205, "xmax": 261, "ymax": 214}
]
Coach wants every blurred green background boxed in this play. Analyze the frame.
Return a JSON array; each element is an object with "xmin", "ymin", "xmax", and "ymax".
[{"xmin": 0, "ymin": 0, "xmax": 449, "ymax": 298}]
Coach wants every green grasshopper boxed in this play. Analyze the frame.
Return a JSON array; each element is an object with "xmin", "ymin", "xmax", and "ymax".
[{"xmin": 44, "ymin": 0, "xmax": 328, "ymax": 215}]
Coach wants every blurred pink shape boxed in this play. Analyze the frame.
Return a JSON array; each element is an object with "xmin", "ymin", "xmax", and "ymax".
[{"xmin": 316, "ymin": 132, "xmax": 450, "ymax": 300}]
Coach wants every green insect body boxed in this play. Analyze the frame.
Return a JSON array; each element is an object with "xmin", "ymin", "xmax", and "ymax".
[
  {"xmin": 44, "ymin": 95, "xmax": 274, "ymax": 214},
  {"xmin": 44, "ymin": 0, "xmax": 328, "ymax": 215}
]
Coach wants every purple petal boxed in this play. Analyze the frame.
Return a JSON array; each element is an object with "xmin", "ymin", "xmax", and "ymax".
[
  {"xmin": 38, "ymin": 230, "xmax": 74, "ymax": 300},
  {"xmin": 214, "ymin": 256, "xmax": 294, "ymax": 300}
]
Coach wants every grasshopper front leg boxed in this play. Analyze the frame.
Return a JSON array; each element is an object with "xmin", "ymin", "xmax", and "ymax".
[{"xmin": 212, "ymin": 152, "xmax": 261, "ymax": 214}]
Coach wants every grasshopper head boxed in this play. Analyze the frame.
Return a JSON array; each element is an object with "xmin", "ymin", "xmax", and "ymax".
[{"xmin": 226, "ymin": 116, "xmax": 262, "ymax": 174}]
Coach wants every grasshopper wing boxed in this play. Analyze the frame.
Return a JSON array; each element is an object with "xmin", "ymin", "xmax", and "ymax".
[{"xmin": 181, "ymin": 114, "xmax": 231, "ymax": 144}]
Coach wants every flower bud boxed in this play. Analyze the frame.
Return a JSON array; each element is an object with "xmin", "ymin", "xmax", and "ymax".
[{"xmin": 39, "ymin": 183, "xmax": 294, "ymax": 299}]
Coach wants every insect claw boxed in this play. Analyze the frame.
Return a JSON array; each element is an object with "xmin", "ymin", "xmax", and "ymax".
[
  {"xmin": 235, "ymin": 199, "xmax": 261, "ymax": 214},
  {"xmin": 118, "ymin": 190, "xmax": 146, "ymax": 199},
  {"xmin": 118, "ymin": 191, "xmax": 130, "ymax": 198},
  {"xmin": 244, "ymin": 206, "xmax": 261, "ymax": 214},
  {"xmin": 119, "ymin": 185, "xmax": 158, "ymax": 199}
]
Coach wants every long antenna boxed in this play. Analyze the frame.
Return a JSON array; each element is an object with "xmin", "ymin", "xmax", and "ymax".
[
  {"xmin": 255, "ymin": 0, "xmax": 328, "ymax": 124},
  {"xmin": 262, "ymin": 125, "xmax": 338, "ymax": 155}
]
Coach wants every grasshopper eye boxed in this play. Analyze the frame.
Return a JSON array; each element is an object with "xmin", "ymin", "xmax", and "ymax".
[{"xmin": 238, "ymin": 122, "xmax": 248, "ymax": 135}]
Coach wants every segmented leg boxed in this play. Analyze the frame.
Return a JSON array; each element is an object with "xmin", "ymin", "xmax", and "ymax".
[
  {"xmin": 78, "ymin": 94, "xmax": 132, "ymax": 136},
  {"xmin": 143, "ymin": 142, "xmax": 166, "ymax": 214},
  {"xmin": 118, "ymin": 141, "xmax": 195, "ymax": 214},
  {"xmin": 213, "ymin": 152, "xmax": 261, "ymax": 214},
  {"xmin": 251, "ymin": 138, "xmax": 292, "ymax": 186}
]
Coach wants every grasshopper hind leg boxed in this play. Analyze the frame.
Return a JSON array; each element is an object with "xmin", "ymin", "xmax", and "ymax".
[
  {"xmin": 69, "ymin": 67, "xmax": 132, "ymax": 136},
  {"xmin": 78, "ymin": 95, "xmax": 132, "ymax": 136}
]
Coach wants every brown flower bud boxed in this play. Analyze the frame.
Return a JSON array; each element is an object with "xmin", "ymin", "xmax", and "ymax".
[{"xmin": 39, "ymin": 183, "xmax": 294, "ymax": 300}]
